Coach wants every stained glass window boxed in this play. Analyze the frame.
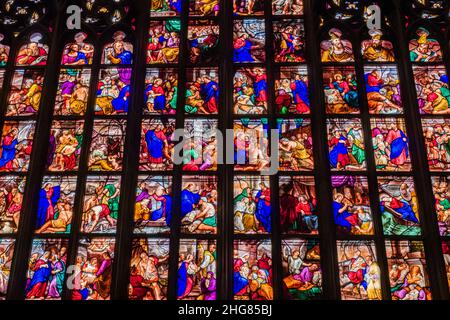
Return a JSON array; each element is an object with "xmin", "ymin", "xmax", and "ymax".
[{"xmin": 1, "ymin": 0, "xmax": 449, "ymax": 302}]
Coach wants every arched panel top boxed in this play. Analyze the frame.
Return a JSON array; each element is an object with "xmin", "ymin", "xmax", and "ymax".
[
  {"xmin": 61, "ymin": 32, "xmax": 95, "ymax": 66},
  {"xmin": 361, "ymin": 29, "xmax": 395, "ymax": 62},
  {"xmin": 15, "ymin": 31, "xmax": 49, "ymax": 66},
  {"xmin": 409, "ymin": 26, "xmax": 442, "ymax": 62},
  {"xmin": 101, "ymin": 30, "xmax": 133, "ymax": 65},
  {"xmin": 320, "ymin": 27, "xmax": 354, "ymax": 63}
]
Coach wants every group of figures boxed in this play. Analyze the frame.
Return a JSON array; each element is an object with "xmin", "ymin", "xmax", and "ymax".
[
  {"xmin": 134, "ymin": 176, "xmax": 172, "ymax": 234},
  {"xmin": 177, "ymin": 240, "xmax": 217, "ymax": 300},
  {"xmin": 234, "ymin": 68, "xmax": 268, "ymax": 114},
  {"xmin": 234, "ymin": 177, "xmax": 271, "ymax": 234},
  {"xmin": 148, "ymin": 21, "xmax": 180, "ymax": 64},
  {"xmin": 0, "ymin": 176, "xmax": 26, "ymax": 234},
  {"xmin": 234, "ymin": 240, "xmax": 273, "ymax": 300},
  {"xmin": 282, "ymin": 240, "xmax": 321, "ymax": 300},
  {"xmin": 422, "ymin": 118, "xmax": 450, "ymax": 171},
  {"xmin": 432, "ymin": 177, "xmax": 450, "ymax": 237}
]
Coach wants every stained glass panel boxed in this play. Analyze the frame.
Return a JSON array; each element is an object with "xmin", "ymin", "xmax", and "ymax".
[
  {"xmin": 409, "ymin": 27, "xmax": 442, "ymax": 62},
  {"xmin": 233, "ymin": 19, "xmax": 265, "ymax": 63},
  {"xmin": 337, "ymin": 240, "xmax": 381, "ymax": 300},
  {"xmin": 72, "ymin": 238, "xmax": 115, "ymax": 300},
  {"xmin": 35, "ymin": 176, "xmax": 77, "ymax": 234},
  {"xmin": 0, "ymin": 176, "xmax": 26, "ymax": 234},
  {"xmin": 7, "ymin": 69, "xmax": 44, "ymax": 116},
  {"xmin": 134, "ymin": 176, "xmax": 172, "ymax": 234},
  {"xmin": 278, "ymin": 118, "xmax": 314, "ymax": 171},
  {"xmin": 422, "ymin": 118, "xmax": 450, "ymax": 171},
  {"xmin": 273, "ymin": 20, "xmax": 305, "ymax": 63},
  {"xmin": 101, "ymin": 31, "xmax": 133, "ymax": 65},
  {"xmin": 0, "ymin": 121, "xmax": 35, "ymax": 172},
  {"xmin": 272, "ymin": 0, "xmax": 304, "ymax": 15},
  {"xmin": 320, "ymin": 28, "xmax": 354, "ymax": 63},
  {"xmin": 385, "ymin": 240, "xmax": 432, "ymax": 300},
  {"xmin": 431, "ymin": 176, "xmax": 450, "ymax": 236},
  {"xmin": 181, "ymin": 176, "xmax": 218, "ymax": 234},
  {"xmin": 234, "ymin": 118, "xmax": 269, "ymax": 171},
  {"xmin": 331, "ymin": 176, "xmax": 373, "ymax": 235},
  {"xmin": 54, "ymin": 69, "xmax": 91, "ymax": 116},
  {"xmin": 188, "ymin": 21, "xmax": 220, "ymax": 64},
  {"xmin": 378, "ymin": 176, "xmax": 421, "ymax": 236},
  {"xmin": 364, "ymin": 65, "xmax": 403, "ymax": 114},
  {"xmin": 178, "ymin": 239, "xmax": 217, "ymax": 300},
  {"xmin": 323, "ymin": 66, "xmax": 359, "ymax": 114},
  {"xmin": 145, "ymin": 68, "xmax": 178, "ymax": 115},
  {"xmin": 279, "ymin": 176, "xmax": 318, "ymax": 234},
  {"xmin": 183, "ymin": 119, "xmax": 218, "ymax": 171},
  {"xmin": 234, "ymin": 0, "xmax": 265, "ymax": 16},
  {"xmin": 185, "ymin": 68, "xmax": 219, "ymax": 115},
  {"xmin": 233, "ymin": 239, "xmax": 272, "ymax": 300},
  {"xmin": 413, "ymin": 65, "xmax": 449, "ymax": 115},
  {"xmin": 370, "ymin": 118, "xmax": 411, "ymax": 171},
  {"xmin": 234, "ymin": 176, "xmax": 271, "ymax": 234},
  {"xmin": 275, "ymin": 66, "xmax": 310, "ymax": 115},
  {"xmin": 88, "ymin": 119, "xmax": 126, "ymax": 172},
  {"xmin": 47, "ymin": 120, "xmax": 84, "ymax": 171},
  {"xmin": 15, "ymin": 33, "xmax": 49, "ymax": 66},
  {"xmin": 81, "ymin": 176, "xmax": 121, "ymax": 234},
  {"xmin": 96, "ymin": 68, "xmax": 132, "ymax": 115},
  {"xmin": 361, "ymin": 29, "xmax": 395, "ymax": 62},
  {"xmin": 234, "ymin": 68, "xmax": 268, "ymax": 114},
  {"xmin": 0, "ymin": 239, "xmax": 14, "ymax": 299},
  {"xmin": 26, "ymin": 238, "xmax": 68, "ymax": 300},
  {"xmin": 189, "ymin": 0, "xmax": 220, "ymax": 16},
  {"xmin": 281, "ymin": 239, "xmax": 321, "ymax": 300},
  {"xmin": 140, "ymin": 118, "xmax": 176, "ymax": 171},
  {"xmin": 129, "ymin": 238, "xmax": 170, "ymax": 300},
  {"xmin": 326, "ymin": 118, "xmax": 366, "ymax": 171},
  {"xmin": 148, "ymin": 20, "xmax": 181, "ymax": 64},
  {"xmin": 61, "ymin": 33, "xmax": 94, "ymax": 65}
]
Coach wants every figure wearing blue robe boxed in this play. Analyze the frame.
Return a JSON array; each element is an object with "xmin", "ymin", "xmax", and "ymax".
[
  {"xmin": 177, "ymin": 262, "xmax": 191, "ymax": 298},
  {"xmin": 329, "ymin": 135, "xmax": 349, "ymax": 168},
  {"xmin": 364, "ymin": 73, "xmax": 383, "ymax": 93},
  {"xmin": 292, "ymin": 79, "xmax": 310, "ymax": 105},
  {"xmin": 112, "ymin": 85, "xmax": 130, "ymax": 113},
  {"xmin": 332, "ymin": 80, "xmax": 359, "ymax": 108},
  {"xmin": 117, "ymin": 50, "xmax": 132, "ymax": 64},
  {"xmin": 180, "ymin": 189, "xmax": 201, "ymax": 218},
  {"xmin": 390, "ymin": 130, "xmax": 409, "ymax": 161},
  {"xmin": 151, "ymin": 195, "xmax": 172, "ymax": 225},
  {"xmin": 233, "ymin": 40, "xmax": 254, "ymax": 63},
  {"xmin": 36, "ymin": 186, "xmax": 61, "ymax": 229},
  {"xmin": 170, "ymin": 0, "xmax": 182, "ymax": 14},
  {"xmin": 380, "ymin": 200, "xmax": 418, "ymax": 224},
  {"xmin": 145, "ymin": 130, "xmax": 165, "ymax": 161},
  {"xmin": 233, "ymin": 271, "xmax": 248, "ymax": 295},
  {"xmin": 25, "ymin": 259, "xmax": 51, "ymax": 294},
  {"xmin": 0, "ymin": 137, "xmax": 18, "ymax": 169},
  {"xmin": 201, "ymin": 81, "xmax": 219, "ymax": 104},
  {"xmin": 254, "ymin": 77, "xmax": 267, "ymax": 102},
  {"xmin": 255, "ymin": 190, "xmax": 271, "ymax": 233},
  {"xmin": 332, "ymin": 200, "xmax": 353, "ymax": 232},
  {"xmin": 75, "ymin": 52, "xmax": 88, "ymax": 65}
]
